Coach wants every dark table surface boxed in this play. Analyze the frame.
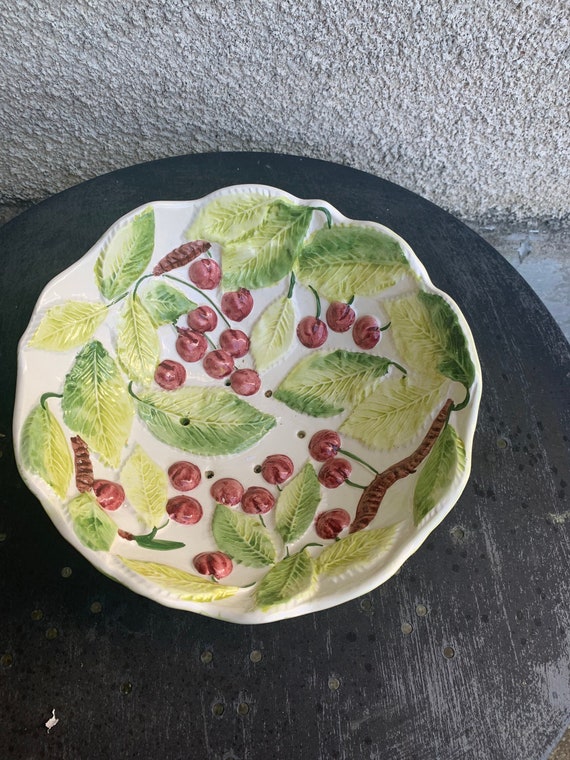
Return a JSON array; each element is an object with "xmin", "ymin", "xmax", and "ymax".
[{"xmin": 1, "ymin": 153, "xmax": 569, "ymax": 760}]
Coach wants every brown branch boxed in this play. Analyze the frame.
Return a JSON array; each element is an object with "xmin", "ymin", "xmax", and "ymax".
[
  {"xmin": 349, "ymin": 398, "xmax": 454, "ymax": 533},
  {"xmin": 153, "ymin": 240, "xmax": 211, "ymax": 275},
  {"xmin": 70, "ymin": 435, "xmax": 94, "ymax": 493}
]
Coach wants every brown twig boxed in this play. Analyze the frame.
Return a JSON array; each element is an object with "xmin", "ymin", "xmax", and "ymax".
[
  {"xmin": 153, "ymin": 240, "xmax": 211, "ymax": 275},
  {"xmin": 349, "ymin": 398, "xmax": 454, "ymax": 533},
  {"xmin": 70, "ymin": 435, "xmax": 94, "ymax": 493}
]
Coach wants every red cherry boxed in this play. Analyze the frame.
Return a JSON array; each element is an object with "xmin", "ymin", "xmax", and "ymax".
[
  {"xmin": 230, "ymin": 369, "xmax": 261, "ymax": 396},
  {"xmin": 318, "ymin": 458, "xmax": 352, "ymax": 488},
  {"xmin": 315, "ymin": 509, "xmax": 351, "ymax": 539},
  {"xmin": 221, "ymin": 289, "xmax": 254, "ymax": 321},
  {"xmin": 166, "ymin": 495, "xmax": 203, "ymax": 525},
  {"xmin": 241, "ymin": 486, "xmax": 275, "ymax": 514},
  {"xmin": 353, "ymin": 316, "xmax": 381, "ymax": 349},
  {"xmin": 296, "ymin": 316, "xmax": 328, "ymax": 348},
  {"xmin": 188, "ymin": 258, "xmax": 221, "ymax": 289},
  {"xmin": 261, "ymin": 454, "xmax": 294, "ymax": 485},
  {"xmin": 210, "ymin": 478, "xmax": 244, "ymax": 506},
  {"xmin": 203, "ymin": 350, "xmax": 234, "ymax": 379},
  {"xmin": 193, "ymin": 551, "xmax": 233, "ymax": 579},
  {"xmin": 176, "ymin": 328, "xmax": 208, "ymax": 362},
  {"xmin": 168, "ymin": 461, "xmax": 201, "ymax": 491},
  {"xmin": 219, "ymin": 329, "xmax": 250, "ymax": 358},
  {"xmin": 309, "ymin": 430, "xmax": 341, "ymax": 461},
  {"xmin": 92, "ymin": 480, "xmax": 125, "ymax": 511},
  {"xmin": 187, "ymin": 305, "xmax": 217, "ymax": 332},
  {"xmin": 154, "ymin": 359, "xmax": 186, "ymax": 390},
  {"xmin": 326, "ymin": 301, "xmax": 356, "ymax": 332}
]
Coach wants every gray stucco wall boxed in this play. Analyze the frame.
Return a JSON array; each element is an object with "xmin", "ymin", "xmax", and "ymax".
[{"xmin": 1, "ymin": 0, "xmax": 568, "ymax": 221}]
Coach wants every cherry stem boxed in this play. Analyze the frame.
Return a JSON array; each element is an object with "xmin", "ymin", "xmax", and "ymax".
[
  {"xmin": 287, "ymin": 271, "xmax": 296, "ymax": 299},
  {"xmin": 308, "ymin": 285, "xmax": 321, "ymax": 320},
  {"xmin": 299, "ymin": 542, "xmax": 323, "ymax": 552},
  {"xmin": 163, "ymin": 274, "xmax": 231, "ymax": 328},
  {"xmin": 390, "ymin": 360, "xmax": 407, "ymax": 376},
  {"xmin": 346, "ymin": 478, "xmax": 367, "ymax": 490},
  {"xmin": 132, "ymin": 273, "xmax": 154, "ymax": 299},
  {"xmin": 452, "ymin": 386, "xmax": 470, "ymax": 412},
  {"xmin": 380, "ymin": 321, "xmax": 391, "ymax": 332},
  {"xmin": 259, "ymin": 515, "xmax": 266, "ymax": 528},
  {"xmin": 339, "ymin": 448, "xmax": 378, "ymax": 475},
  {"xmin": 107, "ymin": 291, "xmax": 130, "ymax": 308},
  {"xmin": 347, "ymin": 295, "xmax": 355, "ymax": 306},
  {"xmin": 313, "ymin": 206, "xmax": 332, "ymax": 229},
  {"xmin": 40, "ymin": 392, "xmax": 63, "ymax": 410}
]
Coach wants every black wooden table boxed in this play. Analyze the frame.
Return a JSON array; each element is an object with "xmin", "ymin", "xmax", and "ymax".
[{"xmin": 1, "ymin": 153, "xmax": 568, "ymax": 760}]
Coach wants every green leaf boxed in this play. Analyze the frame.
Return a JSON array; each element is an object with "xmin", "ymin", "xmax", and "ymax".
[
  {"xmin": 135, "ymin": 386, "xmax": 275, "ymax": 456},
  {"xmin": 315, "ymin": 525, "xmax": 398, "ymax": 577},
  {"xmin": 274, "ymin": 349, "xmax": 393, "ymax": 417},
  {"xmin": 255, "ymin": 549, "xmax": 317, "ymax": 611},
  {"xmin": 120, "ymin": 445, "xmax": 168, "ymax": 530},
  {"xmin": 138, "ymin": 281, "xmax": 196, "ymax": 326},
  {"xmin": 295, "ymin": 224, "xmax": 410, "ymax": 301},
  {"xmin": 67, "ymin": 492, "xmax": 117, "ymax": 551},
  {"xmin": 275, "ymin": 462, "xmax": 321, "ymax": 544},
  {"xmin": 250, "ymin": 295, "xmax": 295, "ymax": 372},
  {"xmin": 29, "ymin": 301, "xmax": 108, "ymax": 351},
  {"xmin": 413, "ymin": 424, "xmax": 466, "ymax": 525},
  {"xmin": 116, "ymin": 295, "xmax": 160, "ymax": 383},
  {"xmin": 340, "ymin": 376, "xmax": 446, "ymax": 450},
  {"xmin": 62, "ymin": 340, "xmax": 134, "ymax": 467},
  {"xmin": 212, "ymin": 504, "xmax": 277, "ymax": 567},
  {"xmin": 222, "ymin": 201, "xmax": 314, "ymax": 290},
  {"xmin": 185, "ymin": 192, "xmax": 275, "ymax": 245},
  {"xmin": 20, "ymin": 403, "xmax": 72, "ymax": 499},
  {"xmin": 119, "ymin": 557, "xmax": 241, "ymax": 602},
  {"xmin": 385, "ymin": 291, "xmax": 476, "ymax": 392},
  {"xmin": 95, "ymin": 207, "xmax": 155, "ymax": 300}
]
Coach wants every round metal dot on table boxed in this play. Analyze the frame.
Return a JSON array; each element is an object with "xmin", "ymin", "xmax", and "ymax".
[
  {"xmin": 249, "ymin": 649, "xmax": 262, "ymax": 663},
  {"xmin": 45, "ymin": 627, "xmax": 58, "ymax": 640},
  {"xmin": 60, "ymin": 566, "xmax": 72, "ymax": 578},
  {"xmin": 0, "ymin": 532, "xmax": 7, "ymax": 543},
  {"xmin": 1, "ymin": 653, "xmax": 13, "ymax": 668},
  {"xmin": 443, "ymin": 646, "xmax": 456, "ymax": 659},
  {"xmin": 416, "ymin": 604, "xmax": 428, "ymax": 617},
  {"xmin": 328, "ymin": 676, "xmax": 340, "ymax": 691},
  {"xmin": 90, "ymin": 601, "xmax": 102, "ymax": 614},
  {"xmin": 401, "ymin": 622, "xmax": 413, "ymax": 635},
  {"xmin": 120, "ymin": 682, "xmax": 133, "ymax": 695},
  {"xmin": 30, "ymin": 609, "xmax": 44, "ymax": 621},
  {"xmin": 200, "ymin": 650, "xmax": 213, "ymax": 664},
  {"xmin": 237, "ymin": 702, "xmax": 250, "ymax": 716},
  {"xmin": 496, "ymin": 437, "xmax": 510, "ymax": 449},
  {"xmin": 212, "ymin": 702, "xmax": 225, "ymax": 717},
  {"xmin": 359, "ymin": 597, "xmax": 373, "ymax": 612}
]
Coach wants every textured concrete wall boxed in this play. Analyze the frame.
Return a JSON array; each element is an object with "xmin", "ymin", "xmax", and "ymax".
[{"xmin": 1, "ymin": 0, "xmax": 568, "ymax": 220}]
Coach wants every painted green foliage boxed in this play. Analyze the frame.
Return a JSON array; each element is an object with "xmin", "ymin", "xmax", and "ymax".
[
  {"xmin": 20, "ymin": 402, "xmax": 72, "ymax": 499},
  {"xmin": 185, "ymin": 192, "xmax": 275, "ymax": 246},
  {"xmin": 413, "ymin": 424, "xmax": 465, "ymax": 525},
  {"xmin": 274, "ymin": 349, "xmax": 394, "ymax": 417},
  {"xmin": 275, "ymin": 462, "xmax": 321, "ymax": 545},
  {"xmin": 67, "ymin": 492, "xmax": 117, "ymax": 552},
  {"xmin": 134, "ymin": 386, "xmax": 275, "ymax": 456},
  {"xmin": 212, "ymin": 504, "xmax": 277, "ymax": 567},
  {"xmin": 295, "ymin": 224, "xmax": 410, "ymax": 301},
  {"xmin": 250, "ymin": 295, "xmax": 295, "ymax": 372},
  {"xmin": 119, "ymin": 557, "xmax": 241, "ymax": 601},
  {"xmin": 139, "ymin": 281, "xmax": 196, "ymax": 326},
  {"xmin": 62, "ymin": 340, "xmax": 134, "ymax": 467},
  {"xmin": 255, "ymin": 549, "xmax": 317, "ymax": 611},
  {"xmin": 120, "ymin": 445, "xmax": 168, "ymax": 530},
  {"xmin": 95, "ymin": 208, "xmax": 155, "ymax": 300},
  {"xmin": 315, "ymin": 525, "xmax": 398, "ymax": 577},
  {"xmin": 116, "ymin": 294, "xmax": 160, "ymax": 383},
  {"xmin": 29, "ymin": 301, "xmax": 108, "ymax": 351}
]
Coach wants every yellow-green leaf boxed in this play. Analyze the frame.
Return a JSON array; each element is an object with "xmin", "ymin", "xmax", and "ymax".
[
  {"xmin": 340, "ymin": 376, "xmax": 446, "ymax": 450},
  {"xmin": 295, "ymin": 224, "xmax": 410, "ymax": 301},
  {"xmin": 275, "ymin": 462, "xmax": 321, "ymax": 545},
  {"xmin": 20, "ymin": 403, "xmax": 72, "ymax": 499},
  {"xmin": 119, "ymin": 557, "xmax": 241, "ymax": 602},
  {"xmin": 116, "ymin": 295, "xmax": 160, "ymax": 383},
  {"xmin": 250, "ymin": 295, "xmax": 295, "ymax": 372},
  {"xmin": 413, "ymin": 424, "xmax": 466, "ymax": 525},
  {"xmin": 120, "ymin": 445, "xmax": 168, "ymax": 530},
  {"xmin": 315, "ymin": 525, "xmax": 398, "ymax": 577},
  {"xmin": 29, "ymin": 301, "xmax": 108, "ymax": 351},
  {"xmin": 212, "ymin": 504, "xmax": 277, "ymax": 567},
  {"xmin": 255, "ymin": 549, "xmax": 317, "ymax": 611},
  {"xmin": 139, "ymin": 281, "xmax": 196, "ymax": 326},
  {"xmin": 185, "ymin": 192, "xmax": 275, "ymax": 245},
  {"xmin": 95, "ymin": 207, "xmax": 155, "ymax": 300},
  {"xmin": 67, "ymin": 492, "xmax": 117, "ymax": 551},
  {"xmin": 62, "ymin": 340, "xmax": 134, "ymax": 467}
]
